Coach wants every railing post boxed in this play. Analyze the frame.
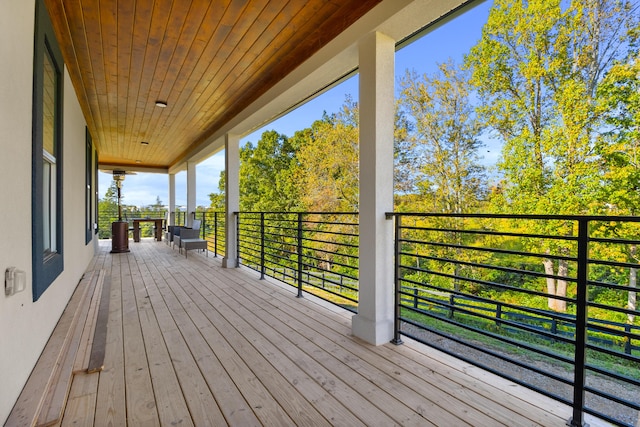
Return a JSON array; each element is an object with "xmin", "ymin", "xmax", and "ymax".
[
  {"xmin": 448, "ymin": 294, "xmax": 456, "ymax": 319},
  {"xmin": 392, "ymin": 213, "xmax": 403, "ymax": 345},
  {"xmin": 235, "ymin": 212, "xmax": 240, "ymax": 267},
  {"xmin": 297, "ymin": 212, "xmax": 304, "ymax": 298},
  {"xmin": 213, "ymin": 212, "xmax": 218, "ymax": 258},
  {"xmin": 260, "ymin": 213, "xmax": 265, "ymax": 280},
  {"xmin": 200, "ymin": 212, "xmax": 205, "ymax": 239},
  {"xmin": 569, "ymin": 219, "xmax": 589, "ymax": 427}
]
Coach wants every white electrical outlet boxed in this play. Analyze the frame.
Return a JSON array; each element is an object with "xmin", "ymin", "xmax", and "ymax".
[{"xmin": 5, "ymin": 267, "xmax": 26, "ymax": 296}]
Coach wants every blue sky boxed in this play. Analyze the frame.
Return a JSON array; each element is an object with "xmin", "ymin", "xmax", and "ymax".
[{"xmin": 100, "ymin": 1, "xmax": 494, "ymax": 207}]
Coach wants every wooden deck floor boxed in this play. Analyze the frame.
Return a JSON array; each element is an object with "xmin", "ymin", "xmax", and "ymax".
[{"xmin": 14, "ymin": 239, "xmax": 612, "ymax": 426}]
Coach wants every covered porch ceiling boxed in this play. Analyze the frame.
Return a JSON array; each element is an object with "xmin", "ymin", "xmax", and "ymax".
[{"xmin": 44, "ymin": 0, "xmax": 477, "ymax": 173}]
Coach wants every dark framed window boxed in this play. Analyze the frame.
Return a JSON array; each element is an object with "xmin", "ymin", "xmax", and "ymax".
[
  {"xmin": 32, "ymin": 0, "xmax": 64, "ymax": 301},
  {"xmin": 94, "ymin": 147, "xmax": 99, "ymax": 235},
  {"xmin": 86, "ymin": 128, "xmax": 93, "ymax": 244}
]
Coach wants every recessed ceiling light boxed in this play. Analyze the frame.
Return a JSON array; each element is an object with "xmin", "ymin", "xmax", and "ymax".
[
  {"xmin": 135, "ymin": 160, "xmax": 141, "ymax": 164},
  {"xmin": 141, "ymin": 141, "xmax": 149, "ymax": 145},
  {"xmin": 155, "ymin": 100, "xmax": 167, "ymax": 108}
]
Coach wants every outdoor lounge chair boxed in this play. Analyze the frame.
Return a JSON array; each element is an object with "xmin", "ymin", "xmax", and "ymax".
[
  {"xmin": 173, "ymin": 219, "xmax": 201, "ymax": 249},
  {"xmin": 177, "ymin": 227, "xmax": 208, "ymax": 258}
]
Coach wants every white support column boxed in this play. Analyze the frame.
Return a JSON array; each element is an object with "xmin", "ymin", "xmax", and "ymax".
[
  {"xmin": 168, "ymin": 173, "xmax": 176, "ymax": 226},
  {"xmin": 352, "ymin": 31, "xmax": 395, "ymax": 345},
  {"xmin": 223, "ymin": 133, "xmax": 240, "ymax": 268},
  {"xmin": 186, "ymin": 161, "xmax": 196, "ymax": 227}
]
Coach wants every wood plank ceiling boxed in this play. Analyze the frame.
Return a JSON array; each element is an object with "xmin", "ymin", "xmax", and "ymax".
[{"xmin": 44, "ymin": 0, "xmax": 382, "ymax": 170}]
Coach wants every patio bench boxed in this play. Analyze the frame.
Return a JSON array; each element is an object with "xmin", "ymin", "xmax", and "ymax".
[{"xmin": 6, "ymin": 269, "xmax": 110, "ymax": 426}]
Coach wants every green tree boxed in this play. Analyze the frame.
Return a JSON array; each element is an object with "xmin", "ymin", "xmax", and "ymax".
[
  {"xmin": 400, "ymin": 60, "xmax": 486, "ymax": 214},
  {"xmin": 294, "ymin": 101, "xmax": 359, "ymax": 212},
  {"xmin": 239, "ymin": 130, "xmax": 302, "ymax": 211},
  {"xmin": 466, "ymin": 0, "xmax": 639, "ymax": 310},
  {"xmin": 97, "ymin": 181, "xmax": 119, "ymax": 238},
  {"xmin": 399, "ymin": 61, "xmax": 488, "ymax": 295},
  {"xmin": 209, "ymin": 170, "xmax": 226, "ymax": 210},
  {"xmin": 598, "ymin": 43, "xmax": 640, "ymax": 322}
]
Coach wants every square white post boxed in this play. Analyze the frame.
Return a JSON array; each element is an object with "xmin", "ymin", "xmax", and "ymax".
[
  {"xmin": 352, "ymin": 31, "xmax": 395, "ymax": 345},
  {"xmin": 223, "ymin": 134, "xmax": 240, "ymax": 268},
  {"xmin": 168, "ymin": 173, "xmax": 176, "ymax": 226},
  {"xmin": 186, "ymin": 161, "xmax": 196, "ymax": 227}
]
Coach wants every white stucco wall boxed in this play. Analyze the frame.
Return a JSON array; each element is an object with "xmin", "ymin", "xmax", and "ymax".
[{"xmin": 0, "ymin": 1, "xmax": 94, "ymax": 423}]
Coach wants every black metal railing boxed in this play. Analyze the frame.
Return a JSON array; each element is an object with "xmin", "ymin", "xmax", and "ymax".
[
  {"xmin": 236, "ymin": 212, "xmax": 359, "ymax": 312},
  {"xmin": 98, "ymin": 206, "xmax": 638, "ymax": 424},
  {"xmin": 192, "ymin": 211, "xmax": 226, "ymax": 258},
  {"xmin": 388, "ymin": 213, "xmax": 640, "ymax": 427}
]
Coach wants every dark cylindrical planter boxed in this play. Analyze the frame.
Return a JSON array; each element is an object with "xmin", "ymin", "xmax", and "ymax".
[{"xmin": 111, "ymin": 221, "xmax": 130, "ymax": 253}]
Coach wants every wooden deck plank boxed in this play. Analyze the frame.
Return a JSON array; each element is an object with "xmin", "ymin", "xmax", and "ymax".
[
  {"xmin": 207, "ymin": 278, "xmax": 433, "ymax": 426},
  {"xmin": 161, "ymin": 260, "xmax": 359, "ymax": 427},
  {"xmin": 156, "ymin": 259, "xmax": 297, "ymax": 426},
  {"xmin": 206, "ymin": 267, "xmax": 493, "ymax": 426},
  {"xmin": 36, "ymin": 273, "xmax": 100, "ymax": 427},
  {"xmin": 139, "ymin": 250, "xmax": 264, "ymax": 426},
  {"xmin": 160, "ymin": 242, "xmax": 580, "ymax": 427},
  {"xmin": 87, "ymin": 272, "xmax": 111, "ymax": 373},
  {"xmin": 214, "ymin": 276, "xmax": 463, "ymax": 426},
  {"xmin": 60, "ymin": 373, "xmax": 98, "ymax": 427},
  {"xmin": 6, "ymin": 271, "xmax": 97, "ymax": 427},
  {"xmin": 138, "ymin": 243, "xmax": 261, "ymax": 426},
  {"xmin": 226, "ymin": 272, "xmax": 552, "ymax": 425},
  {"xmin": 118, "ymin": 253, "xmax": 160, "ymax": 425},
  {"xmin": 234, "ymin": 271, "xmax": 570, "ymax": 427},
  {"xmin": 131, "ymin": 251, "xmax": 195, "ymax": 427},
  {"xmin": 175, "ymin": 271, "xmax": 393, "ymax": 425},
  {"xmin": 136, "ymin": 247, "xmax": 219, "ymax": 425},
  {"xmin": 73, "ymin": 270, "xmax": 105, "ymax": 374},
  {"xmin": 17, "ymin": 239, "xmax": 608, "ymax": 427},
  {"xmin": 94, "ymin": 254, "xmax": 127, "ymax": 426}
]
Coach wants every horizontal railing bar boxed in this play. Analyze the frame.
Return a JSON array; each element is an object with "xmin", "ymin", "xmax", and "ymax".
[
  {"xmin": 300, "ymin": 255, "xmax": 359, "ymax": 274},
  {"xmin": 399, "ymin": 315, "xmax": 575, "ymax": 383},
  {"xmin": 302, "ymin": 236, "xmax": 359, "ymax": 249},
  {"xmin": 400, "ymin": 224, "xmax": 579, "ymax": 242},
  {"xmin": 584, "ymin": 342, "xmax": 640, "ymax": 364},
  {"xmin": 587, "ymin": 257, "xmax": 640, "ymax": 270},
  {"xmin": 399, "ymin": 237, "xmax": 578, "ymax": 262},
  {"xmin": 585, "ymin": 362, "xmax": 640, "ymax": 389},
  {"xmin": 388, "ymin": 212, "xmax": 640, "ymax": 222},
  {"xmin": 400, "ymin": 285, "xmax": 579, "ymax": 324},
  {"xmin": 238, "ymin": 211, "xmax": 358, "ymax": 215},
  {"xmin": 398, "ymin": 265, "xmax": 568, "ymax": 301},
  {"xmin": 401, "ymin": 293, "xmax": 576, "ymax": 345},
  {"xmin": 301, "ymin": 228, "xmax": 359, "ymax": 238},
  {"xmin": 302, "ymin": 219, "xmax": 359, "ymax": 227},
  {"xmin": 300, "ymin": 245, "xmax": 359, "ymax": 261},
  {"xmin": 399, "ymin": 251, "xmax": 579, "ymax": 283},
  {"xmin": 589, "ymin": 236, "xmax": 640, "ymax": 245}
]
